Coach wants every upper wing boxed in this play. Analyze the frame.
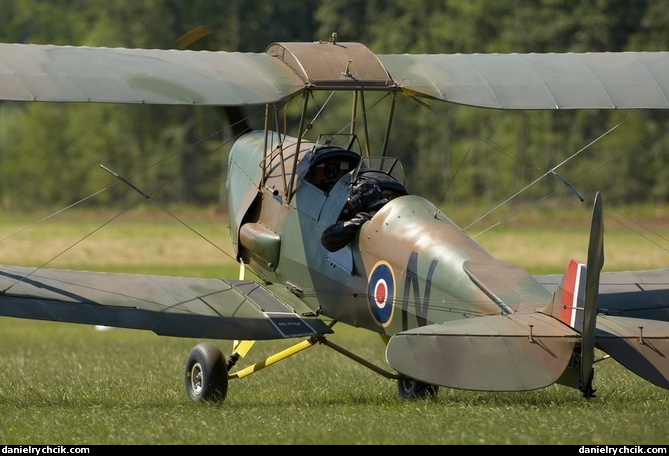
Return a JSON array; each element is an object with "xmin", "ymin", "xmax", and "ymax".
[
  {"xmin": 0, "ymin": 43, "xmax": 304, "ymax": 105},
  {"xmin": 0, "ymin": 264, "xmax": 332, "ymax": 340},
  {"xmin": 378, "ymin": 52, "xmax": 669, "ymax": 109},
  {"xmin": 2, "ymin": 41, "xmax": 669, "ymax": 110}
]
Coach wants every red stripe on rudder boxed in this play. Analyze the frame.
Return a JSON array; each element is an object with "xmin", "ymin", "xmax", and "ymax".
[{"xmin": 559, "ymin": 259, "xmax": 580, "ymax": 326}]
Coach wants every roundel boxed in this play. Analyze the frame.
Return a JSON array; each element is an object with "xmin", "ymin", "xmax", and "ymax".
[{"xmin": 367, "ymin": 261, "xmax": 395, "ymax": 327}]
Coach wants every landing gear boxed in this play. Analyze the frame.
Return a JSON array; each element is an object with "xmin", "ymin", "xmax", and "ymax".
[
  {"xmin": 185, "ymin": 342, "xmax": 228, "ymax": 402},
  {"xmin": 397, "ymin": 377, "xmax": 439, "ymax": 399}
]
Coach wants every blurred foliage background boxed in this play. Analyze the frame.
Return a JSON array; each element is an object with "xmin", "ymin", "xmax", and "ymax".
[{"xmin": 1, "ymin": 0, "xmax": 668, "ymax": 212}]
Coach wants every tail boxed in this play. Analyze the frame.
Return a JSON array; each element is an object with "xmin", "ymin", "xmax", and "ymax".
[
  {"xmin": 580, "ymin": 192, "xmax": 604, "ymax": 396},
  {"xmin": 543, "ymin": 258, "xmax": 599, "ymax": 396},
  {"xmin": 543, "ymin": 193, "xmax": 603, "ymax": 397},
  {"xmin": 545, "ymin": 192, "xmax": 669, "ymax": 393}
]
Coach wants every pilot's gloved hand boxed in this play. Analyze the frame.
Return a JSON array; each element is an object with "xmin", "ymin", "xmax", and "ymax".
[
  {"xmin": 321, "ymin": 212, "xmax": 372, "ymax": 252},
  {"xmin": 351, "ymin": 212, "xmax": 372, "ymax": 224}
]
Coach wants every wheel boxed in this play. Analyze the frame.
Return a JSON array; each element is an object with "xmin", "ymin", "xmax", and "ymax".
[
  {"xmin": 184, "ymin": 342, "xmax": 228, "ymax": 402},
  {"xmin": 397, "ymin": 377, "xmax": 439, "ymax": 399}
]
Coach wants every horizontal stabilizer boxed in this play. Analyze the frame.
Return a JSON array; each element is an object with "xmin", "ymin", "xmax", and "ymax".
[
  {"xmin": 386, "ymin": 313, "xmax": 578, "ymax": 391},
  {"xmin": 596, "ymin": 315, "xmax": 669, "ymax": 389}
]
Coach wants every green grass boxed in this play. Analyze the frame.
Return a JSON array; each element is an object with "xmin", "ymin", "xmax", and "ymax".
[
  {"xmin": 1, "ymin": 320, "xmax": 667, "ymax": 444},
  {"xmin": 0, "ymin": 207, "xmax": 668, "ymax": 444}
]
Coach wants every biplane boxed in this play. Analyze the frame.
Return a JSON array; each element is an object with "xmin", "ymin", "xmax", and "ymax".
[{"xmin": 0, "ymin": 33, "xmax": 669, "ymax": 402}]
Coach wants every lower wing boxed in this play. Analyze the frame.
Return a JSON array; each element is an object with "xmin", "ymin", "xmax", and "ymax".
[
  {"xmin": 0, "ymin": 264, "xmax": 332, "ymax": 340},
  {"xmin": 535, "ymin": 268, "xmax": 669, "ymax": 322}
]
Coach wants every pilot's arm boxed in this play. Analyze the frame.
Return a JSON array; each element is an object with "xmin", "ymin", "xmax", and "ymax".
[{"xmin": 320, "ymin": 212, "xmax": 372, "ymax": 252}]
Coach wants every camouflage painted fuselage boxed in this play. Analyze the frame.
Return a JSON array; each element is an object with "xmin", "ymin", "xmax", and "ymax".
[{"xmin": 228, "ymin": 131, "xmax": 552, "ymax": 337}]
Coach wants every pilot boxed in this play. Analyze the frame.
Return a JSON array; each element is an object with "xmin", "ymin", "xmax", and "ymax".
[{"xmin": 321, "ymin": 177, "xmax": 388, "ymax": 252}]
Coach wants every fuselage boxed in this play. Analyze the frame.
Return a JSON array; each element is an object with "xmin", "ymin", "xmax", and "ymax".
[{"xmin": 228, "ymin": 130, "xmax": 552, "ymax": 337}]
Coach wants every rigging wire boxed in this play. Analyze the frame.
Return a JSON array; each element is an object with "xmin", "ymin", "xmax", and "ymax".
[
  {"xmin": 1, "ymin": 102, "xmax": 267, "ymax": 291},
  {"xmin": 299, "ymin": 91, "xmax": 393, "ymax": 142},
  {"xmin": 465, "ymin": 110, "xmax": 641, "ymax": 236},
  {"xmin": 301, "ymin": 91, "xmax": 335, "ymax": 138},
  {"xmin": 418, "ymin": 101, "xmax": 669, "ymax": 254},
  {"xmin": 606, "ymin": 208, "xmax": 669, "ymax": 256},
  {"xmin": 466, "ymin": 112, "xmax": 669, "ymax": 245},
  {"xmin": 435, "ymin": 147, "xmax": 470, "ymax": 213}
]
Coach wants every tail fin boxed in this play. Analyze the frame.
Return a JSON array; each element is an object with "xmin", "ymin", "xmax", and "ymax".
[
  {"xmin": 580, "ymin": 192, "xmax": 604, "ymax": 397},
  {"xmin": 545, "ymin": 193, "xmax": 669, "ymax": 392},
  {"xmin": 543, "ymin": 192, "xmax": 604, "ymax": 397}
]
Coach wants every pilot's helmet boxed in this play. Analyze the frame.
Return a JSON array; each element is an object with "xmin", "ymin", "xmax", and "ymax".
[{"xmin": 348, "ymin": 178, "xmax": 383, "ymax": 213}]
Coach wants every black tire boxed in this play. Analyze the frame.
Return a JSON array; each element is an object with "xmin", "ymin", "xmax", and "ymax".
[
  {"xmin": 397, "ymin": 377, "xmax": 439, "ymax": 400},
  {"xmin": 184, "ymin": 342, "xmax": 228, "ymax": 402}
]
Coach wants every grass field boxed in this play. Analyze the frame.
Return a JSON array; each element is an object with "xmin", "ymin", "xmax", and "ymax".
[{"xmin": 0, "ymin": 206, "xmax": 668, "ymax": 445}]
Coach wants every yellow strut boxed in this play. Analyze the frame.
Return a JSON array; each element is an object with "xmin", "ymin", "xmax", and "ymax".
[
  {"xmin": 231, "ymin": 260, "xmax": 255, "ymax": 359},
  {"xmin": 228, "ymin": 337, "xmax": 318, "ymax": 380}
]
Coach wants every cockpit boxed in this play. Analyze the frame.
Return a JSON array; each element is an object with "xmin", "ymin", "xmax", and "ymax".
[
  {"xmin": 303, "ymin": 147, "xmax": 361, "ymax": 193},
  {"xmin": 301, "ymin": 134, "xmax": 409, "ymax": 200}
]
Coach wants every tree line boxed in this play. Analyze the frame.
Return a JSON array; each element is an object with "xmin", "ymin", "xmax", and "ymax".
[{"xmin": 1, "ymin": 0, "xmax": 668, "ymax": 212}]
